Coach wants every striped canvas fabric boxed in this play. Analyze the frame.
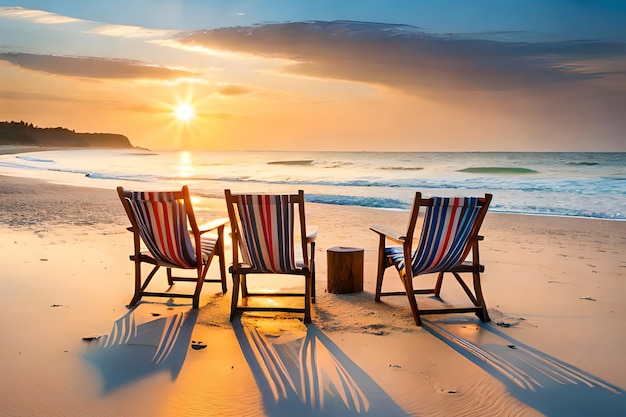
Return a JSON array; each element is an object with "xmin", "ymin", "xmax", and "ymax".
[
  {"xmin": 125, "ymin": 191, "xmax": 197, "ymax": 268},
  {"xmin": 386, "ymin": 197, "xmax": 480, "ymax": 278},
  {"xmin": 235, "ymin": 194, "xmax": 297, "ymax": 273}
]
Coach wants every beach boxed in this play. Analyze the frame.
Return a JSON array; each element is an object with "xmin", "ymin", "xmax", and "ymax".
[{"xmin": 0, "ymin": 172, "xmax": 625, "ymax": 416}]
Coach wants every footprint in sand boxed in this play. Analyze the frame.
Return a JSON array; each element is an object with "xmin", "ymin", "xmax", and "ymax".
[{"xmin": 191, "ymin": 340, "xmax": 207, "ymax": 350}]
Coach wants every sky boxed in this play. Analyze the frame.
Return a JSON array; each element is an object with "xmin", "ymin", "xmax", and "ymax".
[{"xmin": 0, "ymin": 1, "xmax": 625, "ymax": 151}]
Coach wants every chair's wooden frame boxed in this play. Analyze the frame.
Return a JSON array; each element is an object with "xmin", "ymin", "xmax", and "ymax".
[
  {"xmin": 117, "ymin": 186, "xmax": 227, "ymax": 309},
  {"xmin": 370, "ymin": 192, "xmax": 492, "ymax": 326},
  {"xmin": 225, "ymin": 189, "xmax": 317, "ymax": 323}
]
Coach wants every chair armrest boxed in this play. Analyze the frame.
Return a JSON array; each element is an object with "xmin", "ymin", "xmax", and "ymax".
[
  {"xmin": 198, "ymin": 217, "xmax": 229, "ymax": 234},
  {"xmin": 306, "ymin": 225, "xmax": 319, "ymax": 243},
  {"xmin": 369, "ymin": 224, "xmax": 406, "ymax": 244}
]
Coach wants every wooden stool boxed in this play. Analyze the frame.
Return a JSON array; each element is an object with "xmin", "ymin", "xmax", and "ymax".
[{"xmin": 327, "ymin": 246, "xmax": 364, "ymax": 294}]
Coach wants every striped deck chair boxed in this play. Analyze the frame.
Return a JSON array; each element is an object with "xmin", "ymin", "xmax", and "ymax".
[
  {"xmin": 117, "ymin": 186, "xmax": 227, "ymax": 309},
  {"xmin": 370, "ymin": 192, "xmax": 492, "ymax": 326},
  {"xmin": 225, "ymin": 190, "xmax": 317, "ymax": 323}
]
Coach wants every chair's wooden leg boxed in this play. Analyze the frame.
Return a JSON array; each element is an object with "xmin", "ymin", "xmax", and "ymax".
[
  {"xmin": 142, "ymin": 265, "xmax": 160, "ymax": 291},
  {"xmin": 375, "ymin": 234, "xmax": 386, "ymax": 302},
  {"xmin": 201, "ymin": 253, "xmax": 213, "ymax": 281},
  {"xmin": 304, "ymin": 271, "xmax": 312, "ymax": 324},
  {"xmin": 310, "ymin": 241, "xmax": 316, "ymax": 304},
  {"xmin": 473, "ymin": 270, "xmax": 490, "ymax": 322},
  {"xmin": 434, "ymin": 271, "xmax": 444, "ymax": 297},
  {"xmin": 241, "ymin": 274, "xmax": 248, "ymax": 298},
  {"xmin": 453, "ymin": 272, "xmax": 479, "ymax": 305},
  {"xmin": 230, "ymin": 273, "xmax": 241, "ymax": 321},
  {"xmin": 469, "ymin": 241, "xmax": 489, "ymax": 322},
  {"xmin": 192, "ymin": 266, "xmax": 205, "ymax": 309},
  {"xmin": 129, "ymin": 259, "xmax": 143, "ymax": 307},
  {"xmin": 213, "ymin": 228, "xmax": 227, "ymax": 294},
  {"xmin": 404, "ymin": 276, "xmax": 422, "ymax": 326},
  {"xmin": 218, "ymin": 239, "xmax": 228, "ymax": 294},
  {"xmin": 130, "ymin": 264, "xmax": 160, "ymax": 306},
  {"xmin": 128, "ymin": 294, "xmax": 141, "ymax": 308},
  {"xmin": 167, "ymin": 268, "xmax": 174, "ymax": 285}
]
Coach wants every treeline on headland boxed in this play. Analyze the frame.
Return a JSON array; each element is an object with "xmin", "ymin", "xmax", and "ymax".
[{"xmin": 0, "ymin": 121, "xmax": 135, "ymax": 149}]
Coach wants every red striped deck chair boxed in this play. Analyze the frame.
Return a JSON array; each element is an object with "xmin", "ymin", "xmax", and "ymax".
[
  {"xmin": 370, "ymin": 192, "xmax": 492, "ymax": 325},
  {"xmin": 225, "ymin": 190, "xmax": 317, "ymax": 323},
  {"xmin": 117, "ymin": 186, "xmax": 227, "ymax": 309}
]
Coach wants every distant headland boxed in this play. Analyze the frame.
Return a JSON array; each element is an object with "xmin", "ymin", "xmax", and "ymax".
[{"xmin": 0, "ymin": 121, "xmax": 135, "ymax": 149}]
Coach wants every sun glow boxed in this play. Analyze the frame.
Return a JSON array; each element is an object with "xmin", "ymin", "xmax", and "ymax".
[
  {"xmin": 176, "ymin": 150, "xmax": 194, "ymax": 178},
  {"xmin": 155, "ymin": 89, "xmax": 216, "ymax": 148},
  {"xmin": 174, "ymin": 103, "xmax": 195, "ymax": 122}
]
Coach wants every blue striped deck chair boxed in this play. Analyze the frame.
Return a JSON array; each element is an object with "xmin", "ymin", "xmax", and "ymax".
[
  {"xmin": 225, "ymin": 190, "xmax": 317, "ymax": 323},
  {"xmin": 370, "ymin": 192, "xmax": 492, "ymax": 326},
  {"xmin": 117, "ymin": 186, "xmax": 227, "ymax": 309}
]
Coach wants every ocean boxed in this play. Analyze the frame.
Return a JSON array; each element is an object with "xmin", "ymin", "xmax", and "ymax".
[{"xmin": 0, "ymin": 149, "xmax": 624, "ymax": 220}]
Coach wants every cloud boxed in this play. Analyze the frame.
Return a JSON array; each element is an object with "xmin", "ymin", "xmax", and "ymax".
[
  {"xmin": 216, "ymin": 83, "xmax": 255, "ymax": 96},
  {"xmin": 175, "ymin": 20, "xmax": 626, "ymax": 95},
  {"xmin": 0, "ymin": 52, "xmax": 198, "ymax": 80},
  {"xmin": 88, "ymin": 24, "xmax": 181, "ymax": 39},
  {"xmin": 0, "ymin": 6, "xmax": 79, "ymax": 24},
  {"xmin": 0, "ymin": 89, "xmax": 69, "ymax": 102}
]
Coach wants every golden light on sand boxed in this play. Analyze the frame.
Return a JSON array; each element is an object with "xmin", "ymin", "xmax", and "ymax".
[{"xmin": 174, "ymin": 103, "xmax": 195, "ymax": 123}]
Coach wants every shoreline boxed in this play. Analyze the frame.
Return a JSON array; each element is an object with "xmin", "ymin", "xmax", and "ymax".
[
  {"xmin": 0, "ymin": 147, "xmax": 624, "ymax": 222},
  {"xmin": 1, "ymin": 172, "xmax": 625, "ymax": 416}
]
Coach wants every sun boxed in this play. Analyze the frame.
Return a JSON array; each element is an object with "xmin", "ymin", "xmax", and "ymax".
[{"xmin": 174, "ymin": 103, "xmax": 195, "ymax": 123}]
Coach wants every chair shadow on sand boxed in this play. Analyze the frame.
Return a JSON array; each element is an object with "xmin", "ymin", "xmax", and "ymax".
[
  {"xmin": 233, "ymin": 317, "xmax": 411, "ymax": 417},
  {"xmin": 83, "ymin": 306, "xmax": 197, "ymax": 394},
  {"xmin": 423, "ymin": 317, "xmax": 625, "ymax": 417}
]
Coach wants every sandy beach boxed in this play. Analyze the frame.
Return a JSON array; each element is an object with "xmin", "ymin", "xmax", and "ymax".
[{"xmin": 0, "ymin": 171, "xmax": 625, "ymax": 417}]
